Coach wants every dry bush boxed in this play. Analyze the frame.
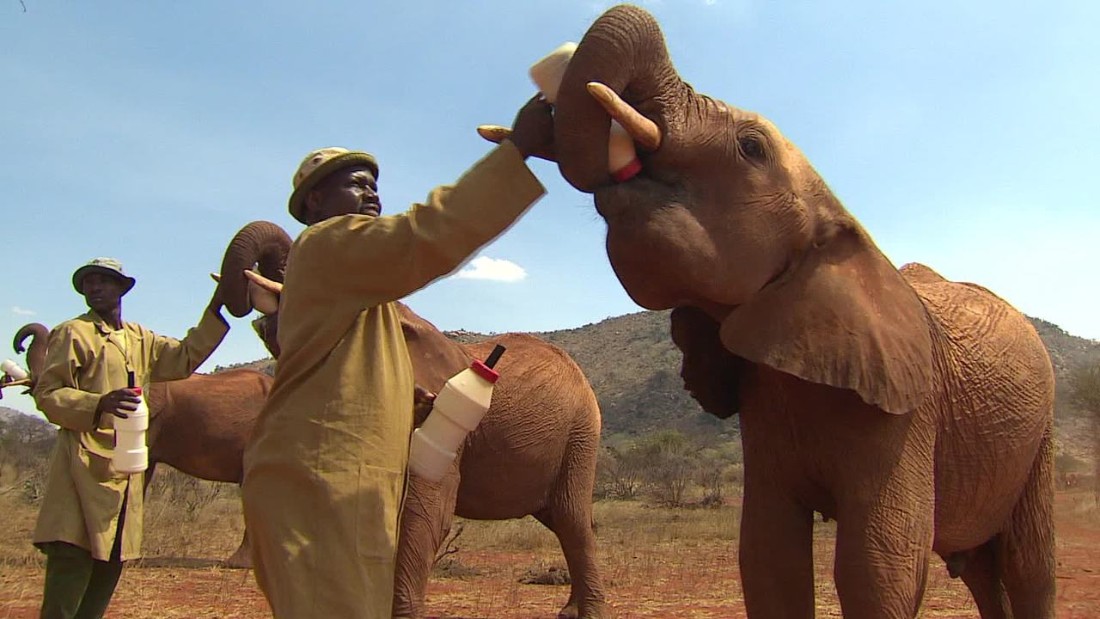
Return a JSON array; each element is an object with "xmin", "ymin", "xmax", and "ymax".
[
  {"xmin": 433, "ymin": 521, "xmax": 465, "ymax": 566},
  {"xmin": 597, "ymin": 444, "xmax": 645, "ymax": 500}
]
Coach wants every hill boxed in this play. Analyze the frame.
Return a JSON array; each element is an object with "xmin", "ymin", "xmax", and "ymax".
[{"xmin": 534, "ymin": 310, "xmax": 725, "ymax": 439}]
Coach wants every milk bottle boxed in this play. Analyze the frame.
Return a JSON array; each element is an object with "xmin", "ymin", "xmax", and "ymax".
[{"xmin": 408, "ymin": 345, "xmax": 505, "ymax": 482}]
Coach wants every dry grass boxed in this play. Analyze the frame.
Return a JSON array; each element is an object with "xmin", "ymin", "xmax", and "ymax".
[
  {"xmin": 138, "ymin": 470, "xmax": 247, "ymax": 565},
  {"xmin": 449, "ymin": 500, "xmax": 739, "ymax": 556},
  {"xmin": 1, "ymin": 475, "xmax": 1098, "ymax": 619}
]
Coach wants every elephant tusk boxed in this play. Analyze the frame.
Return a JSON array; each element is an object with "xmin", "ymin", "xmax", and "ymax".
[
  {"xmin": 244, "ymin": 269, "xmax": 284, "ymax": 294},
  {"xmin": 476, "ymin": 125, "xmax": 512, "ymax": 144},
  {"xmin": 243, "ymin": 269, "xmax": 283, "ymax": 316},
  {"xmin": 586, "ymin": 82, "xmax": 662, "ymax": 151}
]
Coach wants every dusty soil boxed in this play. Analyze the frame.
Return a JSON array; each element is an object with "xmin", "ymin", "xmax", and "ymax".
[{"xmin": 2, "ymin": 491, "xmax": 1097, "ymax": 618}]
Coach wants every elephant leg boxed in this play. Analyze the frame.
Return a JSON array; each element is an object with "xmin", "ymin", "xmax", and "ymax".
[
  {"xmin": 142, "ymin": 461, "xmax": 158, "ymax": 496},
  {"xmin": 533, "ymin": 445, "xmax": 608, "ymax": 619},
  {"xmin": 222, "ymin": 494, "xmax": 253, "ymax": 569},
  {"xmin": 998, "ymin": 429, "xmax": 1056, "ymax": 619},
  {"xmin": 738, "ymin": 485, "xmax": 815, "ymax": 619},
  {"xmin": 533, "ymin": 503, "xmax": 608, "ymax": 619},
  {"xmin": 531, "ymin": 510, "xmax": 577, "ymax": 615},
  {"xmin": 953, "ymin": 542, "xmax": 1010, "ymax": 619},
  {"xmin": 833, "ymin": 483, "xmax": 933, "ymax": 619},
  {"xmin": 392, "ymin": 466, "xmax": 461, "ymax": 619}
]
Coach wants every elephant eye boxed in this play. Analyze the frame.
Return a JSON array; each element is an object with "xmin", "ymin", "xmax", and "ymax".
[{"xmin": 738, "ymin": 134, "xmax": 766, "ymax": 161}]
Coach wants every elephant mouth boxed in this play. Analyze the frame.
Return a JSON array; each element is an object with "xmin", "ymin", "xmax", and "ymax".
[
  {"xmin": 596, "ymin": 183, "xmax": 702, "ymax": 311},
  {"xmin": 593, "ymin": 174, "xmax": 677, "ymax": 222}
]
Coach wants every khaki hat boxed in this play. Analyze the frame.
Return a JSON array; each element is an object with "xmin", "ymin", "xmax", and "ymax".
[
  {"xmin": 288, "ymin": 147, "xmax": 379, "ymax": 224},
  {"xmin": 72, "ymin": 257, "xmax": 136, "ymax": 295}
]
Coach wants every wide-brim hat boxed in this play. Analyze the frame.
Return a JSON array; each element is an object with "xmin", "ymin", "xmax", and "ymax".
[
  {"xmin": 72, "ymin": 257, "xmax": 136, "ymax": 295},
  {"xmin": 288, "ymin": 147, "xmax": 379, "ymax": 225}
]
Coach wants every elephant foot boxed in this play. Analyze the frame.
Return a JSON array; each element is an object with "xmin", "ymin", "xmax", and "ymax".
[
  {"xmin": 558, "ymin": 600, "xmax": 610, "ymax": 619},
  {"xmin": 221, "ymin": 546, "xmax": 253, "ymax": 569}
]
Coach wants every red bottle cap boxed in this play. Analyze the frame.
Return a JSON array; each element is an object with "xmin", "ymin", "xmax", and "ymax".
[
  {"xmin": 470, "ymin": 360, "xmax": 500, "ymax": 384},
  {"xmin": 611, "ymin": 157, "xmax": 642, "ymax": 183}
]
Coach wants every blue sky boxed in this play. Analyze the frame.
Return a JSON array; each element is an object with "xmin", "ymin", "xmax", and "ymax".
[{"xmin": 2, "ymin": 0, "xmax": 1097, "ymax": 416}]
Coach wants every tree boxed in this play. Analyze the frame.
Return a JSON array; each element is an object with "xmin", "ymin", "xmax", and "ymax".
[{"xmin": 638, "ymin": 430, "xmax": 696, "ymax": 507}]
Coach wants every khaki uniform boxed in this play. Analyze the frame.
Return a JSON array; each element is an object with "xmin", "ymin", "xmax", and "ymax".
[
  {"xmin": 32, "ymin": 308, "xmax": 228, "ymax": 561},
  {"xmin": 243, "ymin": 142, "xmax": 543, "ymax": 618}
]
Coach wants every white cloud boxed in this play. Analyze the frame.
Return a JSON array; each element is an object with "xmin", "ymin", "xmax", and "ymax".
[
  {"xmin": 12, "ymin": 306, "xmax": 36, "ymax": 316},
  {"xmin": 455, "ymin": 257, "xmax": 527, "ymax": 283}
]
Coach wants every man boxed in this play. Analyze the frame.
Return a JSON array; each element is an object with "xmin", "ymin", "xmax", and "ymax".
[
  {"xmin": 32, "ymin": 257, "xmax": 230, "ymax": 619},
  {"xmin": 241, "ymin": 96, "xmax": 555, "ymax": 618}
]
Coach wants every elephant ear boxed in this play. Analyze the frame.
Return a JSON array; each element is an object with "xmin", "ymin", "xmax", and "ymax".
[
  {"xmin": 670, "ymin": 306, "xmax": 745, "ymax": 419},
  {"xmin": 718, "ymin": 229, "xmax": 933, "ymax": 415}
]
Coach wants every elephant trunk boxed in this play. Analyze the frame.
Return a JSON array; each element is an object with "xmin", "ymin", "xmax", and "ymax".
[
  {"xmin": 218, "ymin": 221, "xmax": 293, "ymax": 318},
  {"xmin": 554, "ymin": 4, "xmax": 689, "ymax": 192},
  {"xmin": 14, "ymin": 322, "xmax": 49, "ymax": 381}
]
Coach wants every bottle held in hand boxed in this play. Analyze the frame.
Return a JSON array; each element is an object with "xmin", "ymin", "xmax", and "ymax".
[
  {"xmin": 112, "ymin": 374, "xmax": 149, "ymax": 474},
  {"xmin": 408, "ymin": 345, "xmax": 505, "ymax": 482}
]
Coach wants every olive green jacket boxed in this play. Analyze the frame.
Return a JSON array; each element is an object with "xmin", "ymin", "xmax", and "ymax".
[
  {"xmin": 242, "ymin": 141, "xmax": 544, "ymax": 618},
  {"xmin": 32, "ymin": 308, "xmax": 228, "ymax": 561}
]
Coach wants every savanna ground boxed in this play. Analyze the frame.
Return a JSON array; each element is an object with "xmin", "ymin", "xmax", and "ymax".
[{"xmin": 1, "ymin": 469, "xmax": 1098, "ymax": 619}]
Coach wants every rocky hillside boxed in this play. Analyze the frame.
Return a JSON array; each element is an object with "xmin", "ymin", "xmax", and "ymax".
[
  {"xmin": 534, "ymin": 310, "xmax": 723, "ymax": 439},
  {"xmin": 1029, "ymin": 318, "xmax": 1100, "ymax": 464}
]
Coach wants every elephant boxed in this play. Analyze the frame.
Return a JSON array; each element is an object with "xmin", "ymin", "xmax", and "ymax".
[
  {"xmin": 216, "ymin": 220, "xmax": 608, "ymax": 619},
  {"xmin": 482, "ymin": 5, "xmax": 1056, "ymax": 618},
  {"xmin": 13, "ymin": 322, "xmax": 271, "ymax": 567}
]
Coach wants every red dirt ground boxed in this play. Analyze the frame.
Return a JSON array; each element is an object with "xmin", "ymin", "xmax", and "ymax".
[{"xmin": 2, "ymin": 492, "xmax": 1097, "ymax": 618}]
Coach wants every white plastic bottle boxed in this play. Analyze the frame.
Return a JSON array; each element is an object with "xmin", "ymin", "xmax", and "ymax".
[
  {"xmin": 113, "ymin": 386, "xmax": 149, "ymax": 474},
  {"xmin": 529, "ymin": 42, "xmax": 642, "ymax": 182},
  {"xmin": 1, "ymin": 359, "xmax": 29, "ymax": 381},
  {"xmin": 408, "ymin": 345, "xmax": 505, "ymax": 482}
]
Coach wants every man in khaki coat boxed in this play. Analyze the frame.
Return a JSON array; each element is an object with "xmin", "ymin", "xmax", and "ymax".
[
  {"xmin": 32, "ymin": 257, "xmax": 229, "ymax": 619},
  {"xmin": 241, "ymin": 96, "xmax": 554, "ymax": 618}
]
